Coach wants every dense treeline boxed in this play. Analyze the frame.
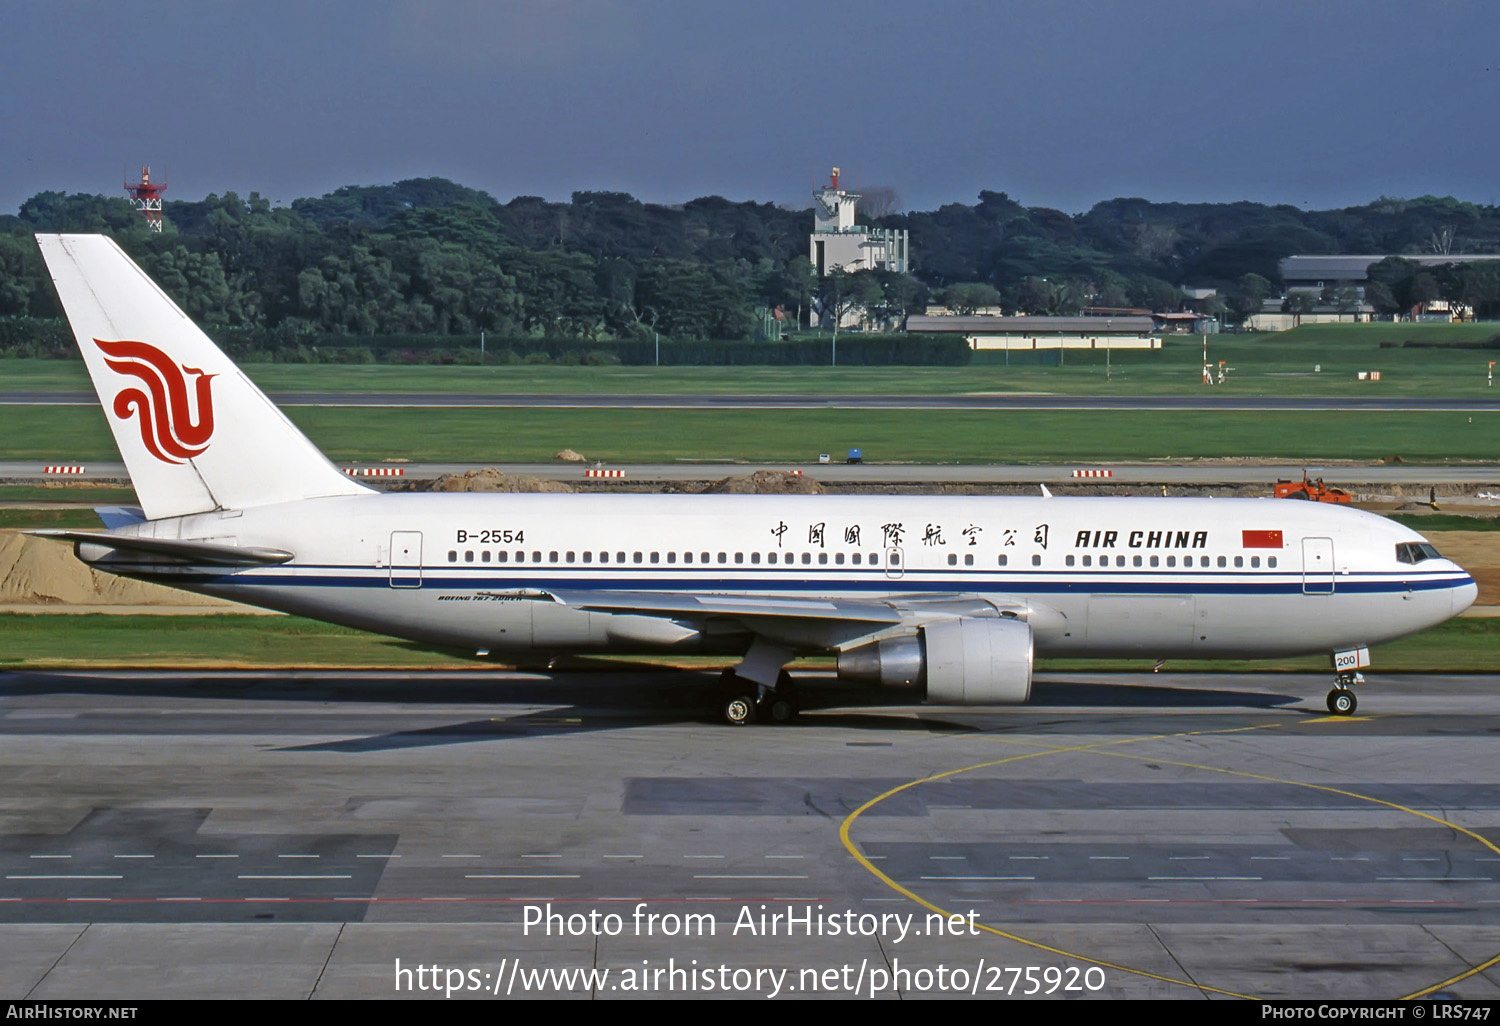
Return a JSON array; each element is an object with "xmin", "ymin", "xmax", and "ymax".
[{"xmin": 2, "ymin": 179, "xmax": 1498, "ymax": 360}]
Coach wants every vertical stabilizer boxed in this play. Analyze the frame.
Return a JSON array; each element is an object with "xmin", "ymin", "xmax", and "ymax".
[{"xmin": 37, "ymin": 234, "xmax": 371, "ymax": 519}]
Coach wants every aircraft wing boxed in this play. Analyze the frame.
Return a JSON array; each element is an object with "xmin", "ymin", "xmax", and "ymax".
[
  {"xmin": 548, "ymin": 589, "xmax": 906, "ymax": 624},
  {"xmin": 546, "ymin": 588, "xmax": 1058, "ymax": 651}
]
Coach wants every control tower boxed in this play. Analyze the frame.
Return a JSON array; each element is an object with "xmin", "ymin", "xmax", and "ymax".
[
  {"xmin": 809, "ymin": 167, "xmax": 908, "ymax": 277},
  {"xmin": 124, "ymin": 166, "xmax": 166, "ymax": 232}
]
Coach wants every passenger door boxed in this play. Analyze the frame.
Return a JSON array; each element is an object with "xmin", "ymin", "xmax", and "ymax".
[
  {"xmin": 1301, "ymin": 537, "xmax": 1334, "ymax": 595},
  {"xmin": 390, "ymin": 531, "xmax": 423, "ymax": 589}
]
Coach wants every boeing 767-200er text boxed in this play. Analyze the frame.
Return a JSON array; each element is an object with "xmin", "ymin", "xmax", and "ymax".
[{"xmin": 31, "ymin": 234, "xmax": 1478, "ymax": 722}]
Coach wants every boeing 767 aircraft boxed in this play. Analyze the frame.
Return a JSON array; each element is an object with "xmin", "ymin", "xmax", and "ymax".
[{"xmin": 32, "ymin": 234, "xmax": 1478, "ymax": 723}]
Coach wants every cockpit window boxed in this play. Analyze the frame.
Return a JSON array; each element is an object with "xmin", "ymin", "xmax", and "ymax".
[{"xmin": 1396, "ymin": 542, "xmax": 1443, "ymax": 564}]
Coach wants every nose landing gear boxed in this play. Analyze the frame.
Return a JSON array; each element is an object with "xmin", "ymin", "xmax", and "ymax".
[{"xmin": 1326, "ymin": 671, "xmax": 1363, "ymax": 716}]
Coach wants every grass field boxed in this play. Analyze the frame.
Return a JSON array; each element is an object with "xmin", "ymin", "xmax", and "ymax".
[
  {"xmin": 3, "ymin": 322, "xmax": 1497, "ymax": 398},
  {"xmin": 2, "ymin": 403, "xmax": 1495, "ymax": 464},
  {"xmin": 0, "ymin": 612, "xmax": 1490, "ymax": 674}
]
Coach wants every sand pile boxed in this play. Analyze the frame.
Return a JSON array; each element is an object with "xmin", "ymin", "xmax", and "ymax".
[
  {"xmin": 701, "ymin": 471, "xmax": 825, "ymax": 495},
  {"xmin": 425, "ymin": 469, "xmax": 576, "ymax": 493},
  {"xmin": 0, "ymin": 531, "xmax": 235, "ymax": 608}
]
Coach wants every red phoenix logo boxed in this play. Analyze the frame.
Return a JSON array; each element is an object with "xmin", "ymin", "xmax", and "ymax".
[{"xmin": 94, "ymin": 338, "xmax": 217, "ymax": 464}]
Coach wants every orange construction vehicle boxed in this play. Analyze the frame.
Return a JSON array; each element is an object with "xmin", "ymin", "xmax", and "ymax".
[{"xmin": 1274, "ymin": 470, "xmax": 1352, "ymax": 504}]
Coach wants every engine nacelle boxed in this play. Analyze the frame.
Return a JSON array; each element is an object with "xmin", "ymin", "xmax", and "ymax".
[
  {"xmin": 923, "ymin": 617, "xmax": 1033, "ymax": 705},
  {"xmin": 837, "ymin": 617, "xmax": 1034, "ymax": 705}
]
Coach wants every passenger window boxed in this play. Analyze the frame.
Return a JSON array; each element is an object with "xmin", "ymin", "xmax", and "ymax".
[
  {"xmin": 1133, "ymin": 555, "xmax": 1142, "ymax": 567},
  {"xmin": 599, "ymin": 552, "xmax": 608, "ymax": 563},
  {"xmin": 852, "ymin": 553, "xmax": 861, "ymax": 565},
  {"xmin": 802, "ymin": 553, "xmax": 812, "ymax": 565},
  {"xmin": 1150, "ymin": 555, "xmax": 1159, "ymax": 568},
  {"xmin": 964, "ymin": 554, "xmax": 974, "ymax": 566},
  {"xmin": 998, "ymin": 554, "xmax": 1008, "ymax": 567},
  {"xmin": 564, "ymin": 551, "xmax": 573, "ymax": 563},
  {"xmin": 667, "ymin": 552, "xmax": 676, "ymax": 564},
  {"xmin": 1031, "ymin": 554, "xmax": 1041, "ymax": 567},
  {"xmin": 1082, "ymin": 555, "xmax": 1091, "ymax": 567},
  {"xmin": 497, "ymin": 551, "xmax": 508, "ymax": 564},
  {"xmin": 948, "ymin": 554, "xmax": 958, "ymax": 566},
  {"xmin": 681, "ymin": 552, "xmax": 690, "ymax": 564},
  {"xmin": 701, "ymin": 553, "xmax": 710, "ymax": 564},
  {"xmin": 447, "ymin": 551, "xmax": 457, "ymax": 563},
  {"xmin": 1268, "ymin": 556, "xmax": 1278, "ymax": 568},
  {"xmin": 1167, "ymin": 556, "xmax": 1176, "ymax": 567},
  {"xmin": 1234, "ymin": 556, "xmax": 1243, "ymax": 568},
  {"xmin": 1066, "ymin": 555, "xmax": 1076, "ymax": 567},
  {"xmin": 819, "ymin": 553, "xmax": 828, "ymax": 565},
  {"xmin": 547, "ymin": 552, "xmax": 556, "ymax": 563},
  {"xmin": 835, "ymin": 553, "xmax": 845, "ymax": 565},
  {"xmin": 649, "ymin": 552, "xmax": 659, "ymax": 564},
  {"xmin": 1116, "ymin": 556, "xmax": 1125, "ymax": 567},
  {"xmin": 465, "ymin": 551, "xmax": 474, "ymax": 563},
  {"xmin": 483, "ymin": 551, "xmax": 492, "ymax": 563},
  {"xmin": 632, "ymin": 552, "xmax": 642, "ymax": 564},
  {"xmin": 751, "ymin": 553, "xmax": 761, "ymax": 565},
  {"xmin": 1217, "ymin": 556, "xmax": 1227, "ymax": 568},
  {"xmin": 1251, "ymin": 556, "xmax": 1260, "ymax": 568},
  {"xmin": 616, "ymin": 552, "xmax": 625, "ymax": 563},
  {"xmin": 580, "ymin": 551, "xmax": 590, "ymax": 563}
]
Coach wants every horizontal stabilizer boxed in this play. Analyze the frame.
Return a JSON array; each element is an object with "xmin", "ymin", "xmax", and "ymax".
[
  {"xmin": 29, "ymin": 531, "xmax": 294, "ymax": 566},
  {"xmin": 94, "ymin": 506, "xmax": 147, "ymax": 529}
]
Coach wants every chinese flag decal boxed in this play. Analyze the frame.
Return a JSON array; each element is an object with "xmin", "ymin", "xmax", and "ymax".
[{"xmin": 1242, "ymin": 530, "xmax": 1283, "ymax": 548}]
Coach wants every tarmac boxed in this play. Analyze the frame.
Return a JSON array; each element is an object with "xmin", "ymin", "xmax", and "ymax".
[{"xmin": 1, "ymin": 667, "xmax": 1497, "ymax": 1000}]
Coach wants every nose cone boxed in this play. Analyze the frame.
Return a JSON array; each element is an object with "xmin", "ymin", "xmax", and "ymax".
[{"xmin": 1452, "ymin": 575, "xmax": 1479, "ymax": 617}]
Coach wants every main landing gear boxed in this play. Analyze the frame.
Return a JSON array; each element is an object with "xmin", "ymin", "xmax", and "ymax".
[
  {"xmin": 716, "ymin": 669, "xmax": 799, "ymax": 726},
  {"xmin": 1326, "ymin": 672, "xmax": 1363, "ymax": 716}
]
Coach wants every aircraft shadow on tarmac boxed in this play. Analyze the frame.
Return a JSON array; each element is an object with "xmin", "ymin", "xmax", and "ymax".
[{"xmin": 2, "ymin": 668, "xmax": 1305, "ymax": 753}]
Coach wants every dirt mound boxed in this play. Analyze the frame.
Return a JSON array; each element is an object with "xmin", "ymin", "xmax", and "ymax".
[
  {"xmin": 0, "ymin": 531, "xmax": 237, "ymax": 607},
  {"xmin": 554, "ymin": 449, "xmax": 587, "ymax": 462},
  {"xmin": 426, "ymin": 469, "xmax": 576, "ymax": 493},
  {"xmin": 702, "ymin": 471, "xmax": 825, "ymax": 495}
]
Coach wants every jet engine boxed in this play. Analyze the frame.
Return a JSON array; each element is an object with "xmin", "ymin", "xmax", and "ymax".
[{"xmin": 836, "ymin": 617, "xmax": 1034, "ymax": 705}]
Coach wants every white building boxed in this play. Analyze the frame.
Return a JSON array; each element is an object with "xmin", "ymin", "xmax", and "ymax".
[{"xmin": 809, "ymin": 167, "xmax": 909, "ymax": 277}]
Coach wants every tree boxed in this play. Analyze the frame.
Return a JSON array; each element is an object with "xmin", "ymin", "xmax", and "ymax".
[
  {"xmin": 939, "ymin": 282, "xmax": 1000, "ymax": 314},
  {"xmin": 1223, "ymin": 273, "xmax": 1274, "ymax": 326},
  {"xmin": 1282, "ymin": 291, "xmax": 1318, "ymax": 327}
]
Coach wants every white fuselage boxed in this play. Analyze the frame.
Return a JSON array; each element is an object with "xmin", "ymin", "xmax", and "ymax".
[{"xmin": 112, "ymin": 492, "xmax": 1477, "ymax": 661}]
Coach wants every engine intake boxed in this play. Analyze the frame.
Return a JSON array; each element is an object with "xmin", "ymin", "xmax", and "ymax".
[{"xmin": 837, "ymin": 617, "xmax": 1033, "ymax": 705}]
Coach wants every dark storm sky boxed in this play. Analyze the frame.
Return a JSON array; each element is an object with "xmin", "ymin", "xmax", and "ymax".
[{"xmin": 3, "ymin": 0, "xmax": 1497, "ymax": 216}]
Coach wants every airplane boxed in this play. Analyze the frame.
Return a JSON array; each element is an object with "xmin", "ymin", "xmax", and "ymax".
[{"xmin": 31, "ymin": 233, "xmax": 1478, "ymax": 724}]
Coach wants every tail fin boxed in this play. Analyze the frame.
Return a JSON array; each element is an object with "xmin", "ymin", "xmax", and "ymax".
[{"xmin": 36, "ymin": 234, "xmax": 371, "ymax": 520}]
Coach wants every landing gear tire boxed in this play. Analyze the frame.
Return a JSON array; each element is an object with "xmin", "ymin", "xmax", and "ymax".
[
  {"xmin": 1326, "ymin": 688, "xmax": 1357, "ymax": 716},
  {"xmin": 759, "ymin": 694, "xmax": 797, "ymax": 724},
  {"xmin": 722, "ymin": 691, "xmax": 758, "ymax": 726},
  {"xmin": 757, "ymin": 670, "xmax": 799, "ymax": 724}
]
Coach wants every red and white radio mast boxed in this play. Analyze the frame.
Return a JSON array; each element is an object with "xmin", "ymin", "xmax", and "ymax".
[{"xmin": 124, "ymin": 165, "xmax": 167, "ymax": 232}]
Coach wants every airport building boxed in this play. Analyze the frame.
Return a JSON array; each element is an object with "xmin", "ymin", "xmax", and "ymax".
[
  {"xmin": 905, "ymin": 314, "xmax": 1161, "ymax": 351},
  {"xmin": 809, "ymin": 168, "xmax": 909, "ymax": 278}
]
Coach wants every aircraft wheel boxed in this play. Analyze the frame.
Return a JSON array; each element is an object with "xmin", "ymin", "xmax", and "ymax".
[
  {"xmin": 1326, "ymin": 689, "xmax": 1357, "ymax": 716},
  {"xmin": 760, "ymin": 695, "xmax": 798, "ymax": 724},
  {"xmin": 723, "ymin": 692, "xmax": 758, "ymax": 726}
]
